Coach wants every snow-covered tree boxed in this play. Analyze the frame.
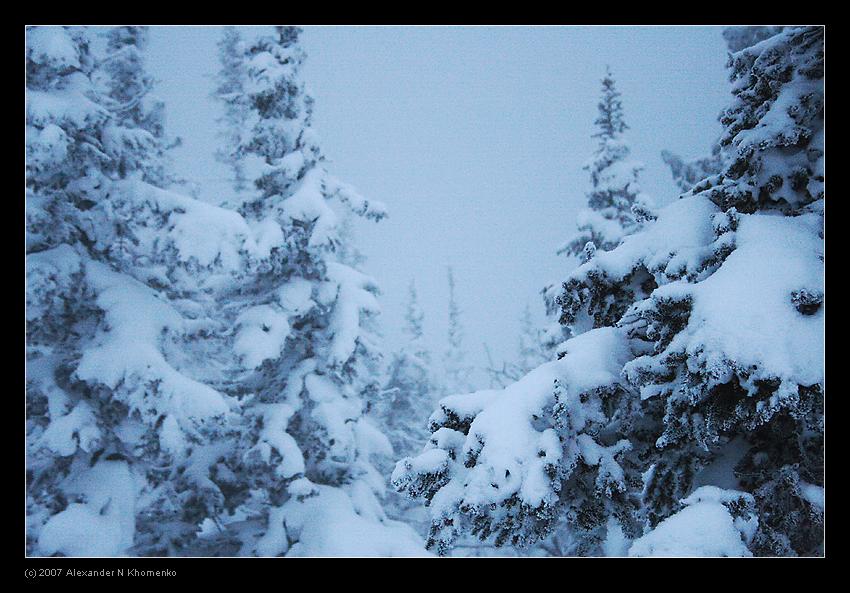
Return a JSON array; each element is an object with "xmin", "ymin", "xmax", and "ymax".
[
  {"xmin": 722, "ymin": 26, "xmax": 785, "ymax": 53},
  {"xmin": 484, "ymin": 304, "xmax": 549, "ymax": 388},
  {"xmin": 376, "ymin": 281, "xmax": 438, "ymax": 458},
  {"xmin": 560, "ymin": 67, "xmax": 653, "ymax": 260},
  {"xmin": 393, "ymin": 26, "xmax": 823, "ymax": 557},
  {"xmin": 195, "ymin": 26, "xmax": 424, "ymax": 556},
  {"xmin": 443, "ymin": 267, "xmax": 475, "ymax": 394},
  {"xmin": 660, "ymin": 27, "xmax": 790, "ymax": 197},
  {"xmin": 542, "ymin": 68, "xmax": 654, "ymax": 359},
  {"xmin": 213, "ymin": 26, "xmax": 250, "ymax": 194},
  {"xmin": 95, "ymin": 26, "xmax": 180, "ymax": 188},
  {"xmin": 658, "ymin": 28, "xmax": 776, "ymax": 198},
  {"xmin": 661, "ymin": 147, "xmax": 724, "ymax": 194},
  {"xmin": 27, "ymin": 25, "xmax": 423, "ymax": 558},
  {"xmin": 26, "ymin": 26, "xmax": 237, "ymax": 557},
  {"xmin": 369, "ymin": 282, "xmax": 438, "ymax": 536}
]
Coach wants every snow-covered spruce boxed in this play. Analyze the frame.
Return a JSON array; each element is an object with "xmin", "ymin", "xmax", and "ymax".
[
  {"xmin": 658, "ymin": 27, "xmax": 785, "ymax": 197},
  {"xmin": 200, "ymin": 26, "xmax": 424, "ymax": 556},
  {"xmin": 94, "ymin": 26, "xmax": 181, "ymax": 188},
  {"xmin": 559, "ymin": 66, "xmax": 653, "ymax": 260},
  {"xmin": 375, "ymin": 281, "xmax": 439, "ymax": 459},
  {"xmin": 443, "ymin": 267, "xmax": 475, "ymax": 395},
  {"xmin": 26, "ymin": 26, "xmax": 237, "ymax": 557},
  {"xmin": 213, "ymin": 26, "xmax": 250, "ymax": 196},
  {"xmin": 370, "ymin": 281, "xmax": 439, "ymax": 535},
  {"xmin": 27, "ymin": 25, "xmax": 425, "ymax": 557},
  {"xmin": 541, "ymin": 67, "xmax": 653, "ymax": 358},
  {"xmin": 484, "ymin": 304, "xmax": 549, "ymax": 389},
  {"xmin": 393, "ymin": 26, "xmax": 823, "ymax": 556}
]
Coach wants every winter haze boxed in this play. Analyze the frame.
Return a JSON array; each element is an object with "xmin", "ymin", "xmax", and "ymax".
[{"xmin": 146, "ymin": 26, "xmax": 730, "ymax": 382}]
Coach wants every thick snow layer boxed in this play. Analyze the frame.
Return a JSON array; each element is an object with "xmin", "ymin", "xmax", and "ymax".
[
  {"xmin": 27, "ymin": 78, "xmax": 107, "ymax": 132},
  {"xmin": 569, "ymin": 195, "xmax": 720, "ymax": 283},
  {"xmin": 247, "ymin": 217, "xmax": 285, "ymax": 260},
  {"xmin": 402, "ymin": 327, "xmax": 632, "ymax": 517},
  {"xmin": 39, "ymin": 399, "xmax": 100, "ymax": 457},
  {"xmin": 799, "ymin": 482, "xmax": 824, "ymax": 512},
  {"xmin": 121, "ymin": 180, "xmax": 258, "ymax": 272},
  {"xmin": 38, "ymin": 461, "xmax": 136, "ymax": 557},
  {"xmin": 686, "ymin": 211, "xmax": 822, "ymax": 387},
  {"xmin": 602, "ymin": 517, "xmax": 631, "ymax": 557},
  {"xmin": 636, "ymin": 210, "xmax": 824, "ymax": 395},
  {"xmin": 629, "ymin": 487, "xmax": 756, "ymax": 557},
  {"xmin": 27, "ymin": 27, "xmax": 80, "ymax": 70},
  {"xmin": 26, "ymin": 244, "xmax": 83, "ymax": 322},
  {"xmin": 277, "ymin": 277, "xmax": 314, "ymax": 315},
  {"xmin": 281, "ymin": 168, "xmax": 339, "ymax": 247},
  {"xmin": 249, "ymin": 403, "xmax": 304, "ymax": 479},
  {"xmin": 234, "ymin": 305, "xmax": 291, "ymax": 369},
  {"xmin": 74, "ymin": 261, "xmax": 230, "ymax": 455},
  {"xmin": 261, "ymin": 480, "xmax": 427, "ymax": 557},
  {"xmin": 324, "ymin": 262, "xmax": 381, "ymax": 367}
]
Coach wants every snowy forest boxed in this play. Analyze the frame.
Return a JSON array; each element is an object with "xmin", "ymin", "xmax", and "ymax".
[{"xmin": 25, "ymin": 25, "xmax": 824, "ymax": 557}]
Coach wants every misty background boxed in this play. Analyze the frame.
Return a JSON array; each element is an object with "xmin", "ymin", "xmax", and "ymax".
[{"xmin": 146, "ymin": 25, "xmax": 730, "ymax": 385}]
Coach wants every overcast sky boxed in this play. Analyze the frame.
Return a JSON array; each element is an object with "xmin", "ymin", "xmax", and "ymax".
[{"xmin": 146, "ymin": 25, "xmax": 731, "ymax": 387}]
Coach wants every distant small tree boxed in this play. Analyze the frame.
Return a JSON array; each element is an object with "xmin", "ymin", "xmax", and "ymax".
[
  {"xmin": 443, "ymin": 267, "xmax": 475, "ymax": 394},
  {"xmin": 560, "ymin": 66, "xmax": 653, "ymax": 260},
  {"xmin": 484, "ymin": 304, "xmax": 549, "ymax": 388},
  {"xmin": 377, "ymin": 281, "xmax": 438, "ymax": 458},
  {"xmin": 213, "ymin": 26, "xmax": 250, "ymax": 193},
  {"xmin": 661, "ymin": 147, "xmax": 724, "ymax": 193}
]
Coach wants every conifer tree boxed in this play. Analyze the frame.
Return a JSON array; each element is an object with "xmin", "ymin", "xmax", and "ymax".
[
  {"xmin": 95, "ymin": 26, "xmax": 179, "ymax": 188},
  {"xmin": 377, "ymin": 281, "xmax": 438, "ymax": 457},
  {"xmin": 202, "ymin": 26, "xmax": 422, "ymax": 556},
  {"xmin": 560, "ymin": 67, "xmax": 653, "ymax": 260},
  {"xmin": 542, "ymin": 68, "xmax": 653, "ymax": 357},
  {"xmin": 660, "ymin": 26, "xmax": 788, "ymax": 197},
  {"xmin": 213, "ymin": 26, "xmax": 250, "ymax": 194},
  {"xmin": 26, "ymin": 26, "xmax": 235, "ymax": 556},
  {"xmin": 443, "ymin": 267, "xmax": 475, "ymax": 394}
]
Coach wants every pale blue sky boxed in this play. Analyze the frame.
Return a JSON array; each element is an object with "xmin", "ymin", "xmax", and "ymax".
[{"xmin": 146, "ymin": 25, "xmax": 731, "ymax": 386}]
